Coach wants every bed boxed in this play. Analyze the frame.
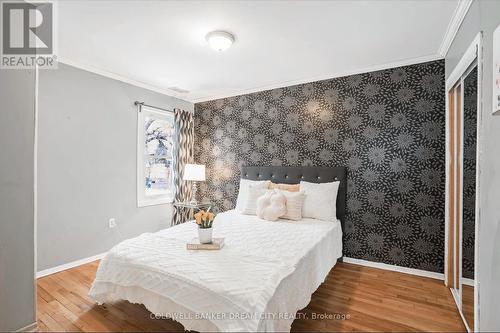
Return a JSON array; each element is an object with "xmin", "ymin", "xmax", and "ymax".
[{"xmin": 89, "ymin": 166, "xmax": 347, "ymax": 332}]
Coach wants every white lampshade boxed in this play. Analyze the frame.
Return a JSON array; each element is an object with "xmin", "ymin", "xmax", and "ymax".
[{"xmin": 183, "ymin": 164, "xmax": 206, "ymax": 181}]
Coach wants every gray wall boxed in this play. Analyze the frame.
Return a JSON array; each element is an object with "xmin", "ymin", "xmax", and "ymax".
[
  {"xmin": 445, "ymin": 0, "xmax": 500, "ymax": 330},
  {"xmin": 0, "ymin": 70, "xmax": 36, "ymax": 330},
  {"xmin": 37, "ymin": 63, "xmax": 193, "ymax": 271}
]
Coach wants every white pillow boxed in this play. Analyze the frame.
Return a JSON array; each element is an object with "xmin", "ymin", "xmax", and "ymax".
[
  {"xmin": 256, "ymin": 190, "xmax": 286, "ymax": 221},
  {"xmin": 241, "ymin": 185, "xmax": 269, "ymax": 215},
  {"xmin": 300, "ymin": 181, "xmax": 340, "ymax": 221},
  {"xmin": 235, "ymin": 179, "xmax": 270, "ymax": 212},
  {"xmin": 279, "ymin": 190, "xmax": 306, "ymax": 221}
]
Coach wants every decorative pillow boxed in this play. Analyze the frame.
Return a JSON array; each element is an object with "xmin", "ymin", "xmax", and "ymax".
[
  {"xmin": 241, "ymin": 185, "xmax": 269, "ymax": 215},
  {"xmin": 300, "ymin": 181, "xmax": 340, "ymax": 222},
  {"xmin": 268, "ymin": 182, "xmax": 300, "ymax": 192},
  {"xmin": 235, "ymin": 179, "xmax": 270, "ymax": 212},
  {"xmin": 279, "ymin": 190, "xmax": 306, "ymax": 220},
  {"xmin": 256, "ymin": 190, "xmax": 286, "ymax": 221}
]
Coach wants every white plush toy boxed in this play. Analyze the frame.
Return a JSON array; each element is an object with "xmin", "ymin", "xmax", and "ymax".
[{"xmin": 256, "ymin": 189, "xmax": 286, "ymax": 221}]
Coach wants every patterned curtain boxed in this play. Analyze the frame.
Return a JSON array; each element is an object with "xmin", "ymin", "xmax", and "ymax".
[{"xmin": 172, "ymin": 108, "xmax": 194, "ymax": 225}]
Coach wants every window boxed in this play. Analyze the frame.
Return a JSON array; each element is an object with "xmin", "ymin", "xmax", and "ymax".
[{"xmin": 137, "ymin": 106, "xmax": 175, "ymax": 207}]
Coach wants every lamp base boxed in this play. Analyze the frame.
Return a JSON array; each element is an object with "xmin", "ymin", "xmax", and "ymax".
[{"xmin": 190, "ymin": 181, "xmax": 198, "ymax": 206}]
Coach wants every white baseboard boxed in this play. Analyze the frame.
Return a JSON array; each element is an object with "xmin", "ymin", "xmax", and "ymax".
[
  {"xmin": 36, "ymin": 252, "xmax": 107, "ymax": 279},
  {"xmin": 462, "ymin": 277, "xmax": 475, "ymax": 286},
  {"xmin": 343, "ymin": 257, "xmax": 445, "ymax": 280},
  {"xmin": 15, "ymin": 322, "xmax": 37, "ymax": 332}
]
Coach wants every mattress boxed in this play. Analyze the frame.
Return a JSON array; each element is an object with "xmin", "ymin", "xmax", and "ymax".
[{"xmin": 89, "ymin": 210, "xmax": 343, "ymax": 332}]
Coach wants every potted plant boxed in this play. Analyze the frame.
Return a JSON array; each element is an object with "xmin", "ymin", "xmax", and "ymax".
[{"xmin": 194, "ymin": 208, "xmax": 216, "ymax": 244}]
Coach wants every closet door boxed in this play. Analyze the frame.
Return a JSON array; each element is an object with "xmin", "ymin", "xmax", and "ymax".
[
  {"xmin": 456, "ymin": 83, "xmax": 463, "ymax": 299},
  {"xmin": 446, "ymin": 34, "xmax": 481, "ymax": 332},
  {"xmin": 447, "ymin": 84, "xmax": 462, "ymax": 293},
  {"xmin": 460, "ymin": 66, "xmax": 478, "ymax": 331},
  {"xmin": 447, "ymin": 64, "xmax": 479, "ymax": 332}
]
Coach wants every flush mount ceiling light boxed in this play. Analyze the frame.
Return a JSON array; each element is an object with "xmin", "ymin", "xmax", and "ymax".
[{"xmin": 205, "ymin": 31, "xmax": 235, "ymax": 52}]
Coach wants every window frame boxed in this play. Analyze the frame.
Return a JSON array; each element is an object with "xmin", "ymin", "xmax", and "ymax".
[{"xmin": 137, "ymin": 105, "xmax": 175, "ymax": 207}]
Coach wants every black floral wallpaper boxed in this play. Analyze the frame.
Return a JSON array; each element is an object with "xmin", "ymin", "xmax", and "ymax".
[{"xmin": 194, "ymin": 60, "xmax": 445, "ymax": 273}]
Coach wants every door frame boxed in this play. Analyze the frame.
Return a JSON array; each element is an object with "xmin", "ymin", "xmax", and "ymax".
[{"xmin": 444, "ymin": 32, "xmax": 482, "ymax": 332}]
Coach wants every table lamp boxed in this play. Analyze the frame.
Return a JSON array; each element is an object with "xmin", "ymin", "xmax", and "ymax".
[{"xmin": 183, "ymin": 164, "xmax": 206, "ymax": 205}]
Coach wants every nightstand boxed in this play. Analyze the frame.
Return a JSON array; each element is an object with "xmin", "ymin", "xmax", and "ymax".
[
  {"xmin": 173, "ymin": 202, "xmax": 213, "ymax": 210},
  {"xmin": 173, "ymin": 202, "xmax": 213, "ymax": 224}
]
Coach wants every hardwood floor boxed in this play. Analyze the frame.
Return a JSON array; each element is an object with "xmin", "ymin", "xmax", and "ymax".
[{"xmin": 37, "ymin": 261, "xmax": 465, "ymax": 332}]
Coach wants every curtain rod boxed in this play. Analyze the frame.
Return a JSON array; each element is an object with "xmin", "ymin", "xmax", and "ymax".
[{"xmin": 134, "ymin": 101, "xmax": 174, "ymax": 113}]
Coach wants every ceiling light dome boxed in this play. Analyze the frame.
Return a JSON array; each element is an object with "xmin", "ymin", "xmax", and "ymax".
[{"xmin": 205, "ymin": 31, "xmax": 234, "ymax": 51}]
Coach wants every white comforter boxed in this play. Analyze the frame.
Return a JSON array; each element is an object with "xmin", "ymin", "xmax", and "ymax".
[{"xmin": 89, "ymin": 210, "xmax": 342, "ymax": 332}]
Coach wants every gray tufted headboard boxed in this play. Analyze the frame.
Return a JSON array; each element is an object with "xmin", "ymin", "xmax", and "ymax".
[{"xmin": 240, "ymin": 166, "xmax": 347, "ymax": 229}]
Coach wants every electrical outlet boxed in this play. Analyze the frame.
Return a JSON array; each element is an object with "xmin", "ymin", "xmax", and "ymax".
[{"xmin": 108, "ymin": 218, "xmax": 117, "ymax": 228}]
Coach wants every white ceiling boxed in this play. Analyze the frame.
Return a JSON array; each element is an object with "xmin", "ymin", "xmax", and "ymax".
[{"xmin": 57, "ymin": 0, "xmax": 461, "ymax": 103}]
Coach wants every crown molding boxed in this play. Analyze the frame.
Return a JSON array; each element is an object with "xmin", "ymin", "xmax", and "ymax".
[
  {"xmin": 193, "ymin": 53, "xmax": 443, "ymax": 103},
  {"xmin": 58, "ymin": 53, "xmax": 445, "ymax": 105},
  {"xmin": 56, "ymin": 57, "xmax": 192, "ymax": 104},
  {"xmin": 438, "ymin": 0, "xmax": 474, "ymax": 57}
]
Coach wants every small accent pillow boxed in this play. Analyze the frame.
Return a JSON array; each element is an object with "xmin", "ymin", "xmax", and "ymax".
[
  {"xmin": 235, "ymin": 179, "xmax": 270, "ymax": 212},
  {"xmin": 241, "ymin": 185, "xmax": 269, "ymax": 215},
  {"xmin": 300, "ymin": 181, "xmax": 340, "ymax": 222},
  {"xmin": 279, "ymin": 190, "xmax": 306, "ymax": 220},
  {"xmin": 268, "ymin": 182, "xmax": 300, "ymax": 192},
  {"xmin": 256, "ymin": 190, "xmax": 286, "ymax": 221}
]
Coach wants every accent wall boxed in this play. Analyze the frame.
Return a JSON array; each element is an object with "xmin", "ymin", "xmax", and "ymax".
[{"xmin": 194, "ymin": 60, "xmax": 445, "ymax": 272}]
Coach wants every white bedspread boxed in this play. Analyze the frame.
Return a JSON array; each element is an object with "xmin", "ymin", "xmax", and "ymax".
[{"xmin": 89, "ymin": 210, "xmax": 342, "ymax": 332}]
